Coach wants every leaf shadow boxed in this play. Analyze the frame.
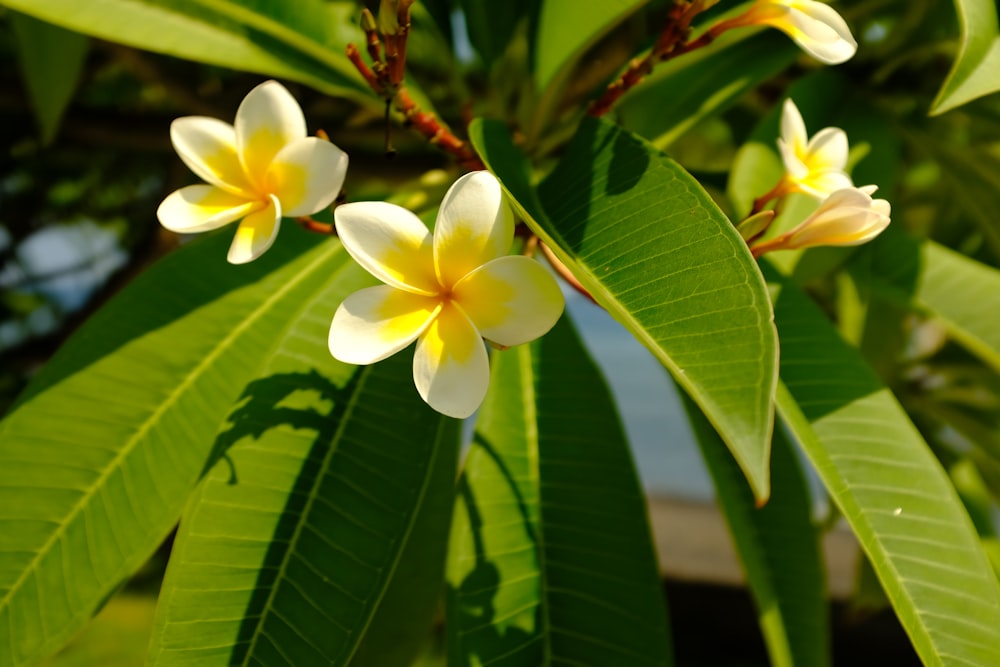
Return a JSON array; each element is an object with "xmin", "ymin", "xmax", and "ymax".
[
  {"xmin": 194, "ymin": 366, "xmax": 362, "ymax": 665},
  {"xmin": 448, "ymin": 434, "xmax": 542, "ymax": 665},
  {"xmin": 536, "ymin": 117, "xmax": 649, "ymax": 256}
]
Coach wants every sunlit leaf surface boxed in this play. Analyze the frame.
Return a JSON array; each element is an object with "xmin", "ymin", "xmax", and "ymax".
[{"xmin": 471, "ymin": 116, "xmax": 777, "ymax": 500}]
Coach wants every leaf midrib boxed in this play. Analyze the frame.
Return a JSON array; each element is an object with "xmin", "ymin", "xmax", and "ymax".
[
  {"xmin": 239, "ymin": 369, "xmax": 451, "ymax": 666},
  {"xmin": 776, "ymin": 383, "xmax": 1000, "ymax": 666},
  {"xmin": 516, "ymin": 344, "xmax": 552, "ymax": 666},
  {"xmin": 0, "ymin": 241, "xmax": 344, "ymax": 618}
]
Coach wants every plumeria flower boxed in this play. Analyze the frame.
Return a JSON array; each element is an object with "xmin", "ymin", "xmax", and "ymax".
[
  {"xmin": 715, "ymin": 0, "xmax": 857, "ymax": 65},
  {"xmin": 777, "ymin": 98, "xmax": 852, "ymax": 199},
  {"xmin": 328, "ymin": 171, "xmax": 564, "ymax": 418},
  {"xmin": 750, "ymin": 185, "xmax": 890, "ymax": 257},
  {"xmin": 157, "ymin": 80, "xmax": 348, "ymax": 264}
]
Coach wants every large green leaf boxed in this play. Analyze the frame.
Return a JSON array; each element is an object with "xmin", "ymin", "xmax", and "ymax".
[
  {"xmin": 470, "ymin": 116, "xmax": 777, "ymax": 501},
  {"xmin": 770, "ymin": 267, "xmax": 1000, "ymax": 667},
  {"xmin": 618, "ymin": 29, "xmax": 797, "ymax": 149},
  {"xmin": 684, "ymin": 395, "xmax": 829, "ymax": 667},
  {"xmin": 149, "ymin": 348, "xmax": 459, "ymax": 666},
  {"xmin": 0, "ymin": 0, "xmax": 369, "ymax": 102},
  {"xmin": 862, "ymin": 230, "xmax": 1000, "ymax": 373},
  {"xmin": 0, "ymin": 226, "xmax": 349, "ymax": 666},
  {"xmin": 931, "ymin": 0, "xmax": 1000, "ymax": 114},
  {"xmin": 8, "ymin": 11, "xmax": 89, "ymax": 145},
  {"xmin": 446, "ymin": 316, "xmax": 671, "ymax": 665}
]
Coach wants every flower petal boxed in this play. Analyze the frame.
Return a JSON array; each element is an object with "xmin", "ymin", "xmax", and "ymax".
[
  {"xmin": 157, "ymin": 185, "xmax": 260, "ymax": 233},
  {"xmin": 329, "ymin": 285, "xmax": 440, "ymax": 364},
  {"xmin": 227, "ymin": 194, "xmax": 281, "ymax": 264},
  {"xmin": 235, "ymin": 80, "xmax": 307, "ymax": 184},
  {"xmin": 794, "ymin": 168, "xmax": 853, "ymax": 199},
  {"xmin": 793, "ymin": 1, "xmax": 856, "ymax": 47},
  {"xmin": 453, "ymin": 256, "xmax": 564, "ymax": 347},
  {"xmin": 434, "ymin": 171, "xmax": 515, "ymax": 288},
  {"xmin": 780, "ymin": 98, "xmax": 808, "ymax": 156},
  {"xmin": 170, "ymin": 117, "xmax": 254, "ymax": 195},
  {"xmin": 413, "ymin": 303, "xmax": 490, "ymax": 419},
  {"xmin": 804, "ymin": 127, "xmax": 849, "ymax": 172},
  {"xmin": 778, "ymin": 1, "xmax": 857, "ymax": 64},
  {"xmin": 266, "ymin": 137, "xmax": 348, "ymax": 217},
  {"xmin": 334, "ymin": 201, "xmax": 439, "ymax": 295},
  {"xmin": 784, "ymin": 186, "xmax": 890, "ymax": 248}
]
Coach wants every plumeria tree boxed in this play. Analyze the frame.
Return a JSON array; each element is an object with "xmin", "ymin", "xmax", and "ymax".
[{"xmin": 2, "ymin": 0, "xmax": 1000, "ymax": 665}]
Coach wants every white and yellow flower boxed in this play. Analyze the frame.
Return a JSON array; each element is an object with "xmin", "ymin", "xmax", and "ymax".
[
  {"xmin": 751, "ymin": 185, "xmax": 890, "ymax": 256},
  {"xmin": 157, "ymin": 80, "xmax": 348, "ymax": 264},
  {"xmin": 777, "ymin": 98, "xmax": 852, "ymax": 199},
  {"xmin": 721, "ymin": 0, "xmax": 857, "ymax": 65},
  {"xmin": 328, "ymin": 171, "xmax": 564, "ymax": 418}
]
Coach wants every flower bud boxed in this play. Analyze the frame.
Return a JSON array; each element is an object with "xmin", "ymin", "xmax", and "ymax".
[
  {"xmin": 782, "ymin": 185, "xmax": 890, "ymax": 249},
  {"xmin": 731, "ymin": 1, "xmax": 857, "ymax": 65}
]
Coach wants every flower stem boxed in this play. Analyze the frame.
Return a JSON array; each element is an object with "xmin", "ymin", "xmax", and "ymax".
[
  {"xmin": 346, "ymin": 3, "xmax": 484, "ymax": 171},
  {"xmin": 539, "ymin": 242, "xmax": 596, "ymax": 304},
  {"xmin": 588, "ymin": 1, "xmax": 724, "ymax": 117}
]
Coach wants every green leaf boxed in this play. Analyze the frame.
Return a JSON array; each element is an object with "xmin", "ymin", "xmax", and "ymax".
[
  {"xmin": 533, "ymin": 0, "xmax": 642, "ymax": 95},
  {"xmin": 862, "ymin": 230, "xmax": 1000, "ymax": 373},
  {"xmin": 458, "ymin": 0, "xmax": 529, "ymax": 67},
  {"xmin": 446, "ymin": 316, "xmax": 672, "ymax": 665},
  {"xmin": 470, "ymin": 116, "xmax": 778, "ymax": 501},
  {"xmin": 0, "ymin": 0, "xmax": 370, "ymax": 103},
  {"xmin": 618, "ymin": 30, "xmax": 797, "ymax": 149},
  {"xmin": 769, "ymin": 268, "xmax": 1000, "ymax": 667},
  {"xmin": 8, "ymin": 11, "xmax": 88, "ymax": 145},
  {"xmin": 0, "ymin": 226, "xmax": 350, "ymax": 666},
  {"xmin": 149, "ymin": 350, "xmax": 459, "ymax": 666},
  {"xmin": 684, "ymin": 396, "xmax": 829, "ymax": 667},
  {"xmin": 526, "ymin": 0, "xmax": 644, "ymax": 145},
  {"xmin": 914, "ymin": 138, "xmax": 1000, "ymax": 258},
  {"xmin": 931, "ymin": 0, "xmax": 1000, "ymax": 114}
]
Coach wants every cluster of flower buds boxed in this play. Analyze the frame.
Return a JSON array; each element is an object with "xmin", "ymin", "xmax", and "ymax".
[{"xmin": 744, "ymin": 97, "xmax": 891, "ymax": 257}]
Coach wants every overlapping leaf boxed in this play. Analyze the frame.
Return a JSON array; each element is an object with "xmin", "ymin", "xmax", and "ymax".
[
  {"xmin": 447, "ymin": 316, "xmax": 671, "ymax": 666},
  {"xmin": 0, "ymin": 226, "xmax": 347, "ymax": 666},
  {"xmin": 684, "ymin": 396, "xmax": 828, "ymax": 667},
  {"xmin": 0, "ymin": 0, "xmax": 369, "ymax": 103},
  {"xmin": 471, "ymin": 117, "xmax": 777, "ymax": 500},
  {"xmin": 8, "ymin": 11, "xmax": 88, "ymax": 144},
  {"xmin": 932, "ymin": 0, "xmax": 1000, "ymax": 114},
  {"xmin": 861, "ymin": 230, "xmax": 1000, "ymax": 373},
  {"xmin": 149, "ymin": 342, "xmax": 459, "ymax": 666},
  {"xmin": 770, "ymin": 268, "xmax": 1000, "ymax": 667}
]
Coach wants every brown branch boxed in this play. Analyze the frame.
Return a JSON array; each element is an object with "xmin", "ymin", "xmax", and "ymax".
[
  {"xmin": 346, "ymin": 1, "xmax": 484, "ymax": 171},
  {"xmin": 393, "ymin": 88, "xmax": 484, "ymax": 170},
  {"xmin": 346, "ymin": 44, "xmax": 384, "ymax": 95},
  {"xmin": 588, "ymin": 1, "xmax": 735, "ymax": 117}
]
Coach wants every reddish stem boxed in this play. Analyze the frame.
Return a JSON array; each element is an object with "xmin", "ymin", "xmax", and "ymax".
[
  {"xmin": 346, "ymin": 44, "xmax": 384, "ymax": 95},
  {"xmin": 296, "ymin": 216, "xmax": 336, "ymax": 235},
  {"xmin": 589, "ymin": 4, "xmax": 743, "ymax": 117},
  {"xmin": 394, "ymin": 88, "xmax": 484, "ymax": 170},
  {"xmin": 540, "ymin": 242, "xmax": 596, "ymax": 304}
]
